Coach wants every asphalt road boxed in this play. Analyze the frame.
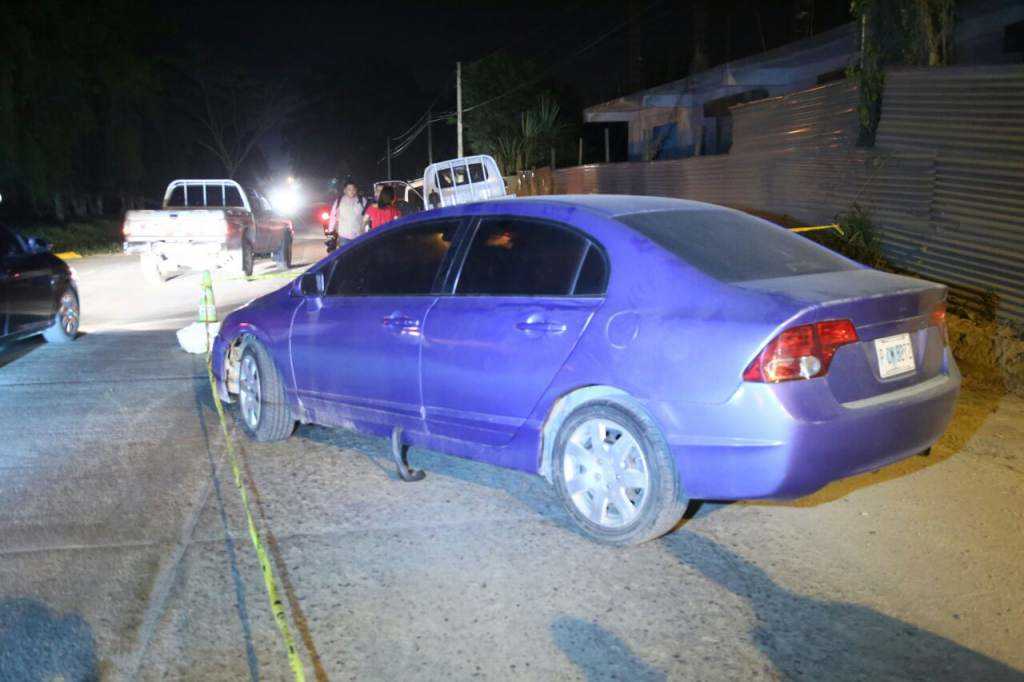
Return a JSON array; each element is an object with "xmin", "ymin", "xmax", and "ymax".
[{"xmin": 1, "ymin": 224, "xmax": 1022, "ymax": 681}]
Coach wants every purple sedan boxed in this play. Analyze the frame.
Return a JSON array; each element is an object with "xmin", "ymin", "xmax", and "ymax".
[{"xmin": 213, "ymin": 195, "xmax": 959, "ymax": 545}]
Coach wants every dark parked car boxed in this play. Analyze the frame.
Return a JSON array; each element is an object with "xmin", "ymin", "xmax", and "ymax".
[
  {"xmin": 0, "ymin": 226, "xmax": 80, "ymax": 345},
  {"xmin": 212, "ymin": 196, "xmax": 959, "ymax": 545}
]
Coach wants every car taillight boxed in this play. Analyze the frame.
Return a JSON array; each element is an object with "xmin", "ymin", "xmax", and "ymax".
[
  {"xmin": 930, "ymin": 301, "xmax": 948, "ymax": 344},
  {"xmin": 743, "ymin": 319, "xmax": 858, "ymax": 383},
  {"xmin": 122, "ymin": 221, "xmax": 131, "ymax": 237}
]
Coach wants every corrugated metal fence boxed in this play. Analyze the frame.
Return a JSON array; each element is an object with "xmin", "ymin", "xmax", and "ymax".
[
  {"xmin": 550, "ymin": 66, "xmax": 1024, "ymax": 324},
  {"xmin": 874, "ymin": 66, "xmax": 1024, "ymax": 321}
]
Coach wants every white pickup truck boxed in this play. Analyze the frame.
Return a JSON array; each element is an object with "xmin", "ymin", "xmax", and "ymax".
[
  {"xmin": 122, "ymin": 179, "xmax": 293, "ymax": 282},
  {"xmin": 421, "ymin": 155, "xmax": 508, "ymax": 209}
]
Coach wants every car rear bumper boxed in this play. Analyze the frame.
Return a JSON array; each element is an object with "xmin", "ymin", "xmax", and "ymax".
[
  {"xmin": 124, "ymin": 239, "xmax": 241, "ymax": 270},
  {"xmin": 650, "ymin": 356, "xmax": 961, "ymax": 500}
]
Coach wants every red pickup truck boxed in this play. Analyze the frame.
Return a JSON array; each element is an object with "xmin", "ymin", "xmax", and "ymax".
[{"xmin": 122, "ymin": 179, "xmax": 293, "ymax": 283}]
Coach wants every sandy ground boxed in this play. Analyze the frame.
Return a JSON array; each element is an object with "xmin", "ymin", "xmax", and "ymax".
[{"xmin": 1, "ymin": 228, "xmax": 1022, "ymax": 681}]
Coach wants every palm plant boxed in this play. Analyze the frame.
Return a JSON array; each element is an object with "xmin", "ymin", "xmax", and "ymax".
[{"xmin": 519, "ymin": 95, "xmax": 561, "ymax": 170}]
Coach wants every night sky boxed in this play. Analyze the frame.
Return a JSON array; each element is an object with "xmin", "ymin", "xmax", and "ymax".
[
  {"xmin": 0, "ymin": 0, "xmax": 852, "ymax": 212},
  {"xmin": 150, "ymin": 0, "xmax": 851, "ymax": 185}
]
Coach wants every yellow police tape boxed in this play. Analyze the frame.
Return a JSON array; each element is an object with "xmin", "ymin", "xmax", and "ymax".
[
  {"xmin": 790, "ymin": 223, "xmax": 844, "ymax": 235},
  {"xmin": 201, "ymin": 291, "xmax": 306, "ymax": 681}
]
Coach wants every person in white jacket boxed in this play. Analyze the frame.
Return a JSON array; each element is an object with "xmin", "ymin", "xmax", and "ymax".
[{"xmin": 328, "ymin": 181, "xmax": 367, "ymax": 245}]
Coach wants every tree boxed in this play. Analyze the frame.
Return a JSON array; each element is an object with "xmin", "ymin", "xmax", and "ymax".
[
  {"xmin": 189, "ymin": 70, "xmax": 299, "ymax": 180},
  {"xmin": 848, "ymin": 0, "xmax": 957, "ymax": 145},
  {"xmin": 0, "ymin": 0, "xmax": 198, "ymax": 217},
  {"xmin": 463, "ymin": 54, "xmax": 575, "ymax": 174}
]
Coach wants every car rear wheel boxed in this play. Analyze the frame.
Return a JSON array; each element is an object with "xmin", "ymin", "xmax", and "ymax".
[
  {"xmin": 241, "ymin": 237, "xmax": 255, "ymax": 277},
  {"xmin": 43, "ymin": 289, "xmax": 80, "ymax": 344},
  {"xmin": 272, "ymin": 233, "xmax": 292, "ymax": 269},
  {"xmin": 237, "ymin": 341, "xmax": 294, "ymax": 442},
  {"xmin": 553, "ymin": 401, "xmax": 687, "ymax": 545}
]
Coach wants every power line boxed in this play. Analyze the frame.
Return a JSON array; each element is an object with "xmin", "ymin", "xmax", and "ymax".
[
  {"xmin": 379, "ymin": 0, "xmax": 670, "ymax": 166},
  {"xmin": 462, "ymin": 0, "xmax": 667, "ymax": 115}
]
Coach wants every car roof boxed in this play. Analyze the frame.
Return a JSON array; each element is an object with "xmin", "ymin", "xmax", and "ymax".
[{"xmin": 502, "ymin": 194, "xmax": 721, "ymax": 218}]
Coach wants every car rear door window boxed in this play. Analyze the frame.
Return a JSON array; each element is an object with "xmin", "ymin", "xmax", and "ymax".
[
  {"xmin": 225, "ymin": 186, "xmax": 245, "ymax": 207},
  {"xmin": 326, "ymin": 220, "xmax": 460, "ymax": 296},
  {"xmin": 456, "ymin": 218, "xmax": 606, "ymax": 296},
  {"xmin": 573, "ymin": 244, "xmax": 608, "ymax": 295},
  {"xmin": 618, "ymin": 209, "xmax": 857, "ymax": 282}
]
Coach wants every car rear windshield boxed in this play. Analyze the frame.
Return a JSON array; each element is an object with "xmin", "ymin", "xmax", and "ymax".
[{"xmin": 617, "ymin": 209, "xmax": 856, "ymax": 282}]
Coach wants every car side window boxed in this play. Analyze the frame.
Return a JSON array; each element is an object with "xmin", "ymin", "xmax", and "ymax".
[
  {"xmin": 573, "ymin": 244, "xmax": 608, "ymax": 295},
  {"xmin": 326, "ymin": 220, "xmax": 460, "ymax": 296},
  {"xmin": 0, "ymin": 228, "xmax": 21, "ymax": 257},
  {"xmin": 225, "ymin": 186, "xmax": 244, "ymax": 207},
  {"xmin": 185, "ymin": 184, "xmax": 205, "ymax": 206},
  {"xmin": 167, "ymin": 185, "xmax": 186, "ymax": 206},
  {"xmin": 468, "ymin": 162, "xmax": 488, "ymax": 182},
  {"xmin": 205, "ymin": 185, "xmax": 225, "ymax": 207},
  {"xmin": 455, "ymin": 218, "xmax": 606, "ymax": 297}
]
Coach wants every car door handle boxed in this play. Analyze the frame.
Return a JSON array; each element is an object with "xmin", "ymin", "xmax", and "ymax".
[
  {"xmin": 382, "ymin": 315, "xmax": 419, "ymax": 328},
  {"xmin": 516, "ymin": 320, "xmax": 567, "ymax": 335}
]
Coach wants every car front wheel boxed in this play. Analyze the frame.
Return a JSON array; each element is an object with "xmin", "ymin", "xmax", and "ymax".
[
  {"xmin": 553, "ymin": 401, "xmax": 687, "ymax": 545},
  {"xmin": 237, "ymin": 340, "xmax": 294, "ymax": 442},
  {"xmin": 43, "ymin": 288, "xmax": 80, "ymax": 343}
]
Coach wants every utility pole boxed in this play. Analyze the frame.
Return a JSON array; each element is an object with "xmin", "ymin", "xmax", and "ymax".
[
  {"xmin": 427, "ymin": 107, "xmax": 433, "ymax": 164},
  {"xmin": 386, "ymin": 136, "xmax": 392, "ymax": 178},
  {"xmin": 578, "ymin": 137, "xmax": 583, "ymax": 165},
  {"xmin": 550, "ymin": 147, "xmax": 556, "ymax": 169},
  {"xmin": 456, "ymin": 61, "xmax": 464, "ymax": 157},
  {"xmin": 604, "ymin": 127, "xmax": 610, "ymax": 164}
]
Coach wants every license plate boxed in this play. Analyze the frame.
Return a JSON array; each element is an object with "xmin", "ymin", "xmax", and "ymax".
[{"xmin": 875, "ymin": 333, "xmax": 915, "ymax": 378}]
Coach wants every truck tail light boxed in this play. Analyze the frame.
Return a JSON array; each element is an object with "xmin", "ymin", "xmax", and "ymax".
[
  {"xmin": 930, "ymin": 301, "xmax": 948, "ymax": 345},
  {"xmin": 122, "ymin": 221, "xmax": 131, "ymax": 237},
  {"xmin": 743, "ymin": 319, "xmax": 858, "ymax": 383}
]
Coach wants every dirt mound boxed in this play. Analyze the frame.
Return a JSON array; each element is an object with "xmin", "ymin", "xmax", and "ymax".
[{"xmin": 948, "ymin": 313, "xmax": 1024, "ymax": 396}]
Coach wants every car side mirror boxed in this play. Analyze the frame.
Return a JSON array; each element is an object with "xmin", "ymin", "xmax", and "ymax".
[{"xmin": 297, "ymin": 271, "xmax": 324, "ymax": 297}]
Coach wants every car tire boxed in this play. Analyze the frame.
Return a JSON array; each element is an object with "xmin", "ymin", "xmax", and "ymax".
[
  {"xmin": 141, "ymin": 254, "xmax": 170, "ymax": 284},
  {"xmin": 236, "ymin": 340, "xmax": 294, "ymax": 442},
  {"xmin": 241, "ymin": 237, "xmax": 255, "ymax": 277},
  {"xmin": 43, "ymin": 288, "xmax": 80, "ymax": 344},
  {"xmin": 553, "ymin": 401, "xmax": 687, "ymax": 546},
  {"xmin": 272, "ymin": 233, "xmax": 292, "ymax": 269}
]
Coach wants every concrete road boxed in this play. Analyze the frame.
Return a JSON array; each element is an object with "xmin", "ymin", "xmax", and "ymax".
[{"xmin": 1, "ymin": 226, "xmax": 1022, "ymax": 680}]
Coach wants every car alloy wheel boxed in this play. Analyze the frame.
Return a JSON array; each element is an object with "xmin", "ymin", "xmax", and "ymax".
[
  {"xmin": 239, "ymin": 353, "xmax": 262, "ymax": 430},
  {"xmin": 562, "ymin": 416, "xmax": 651, "ymax": 528},
  {"xmin": 58, "ymin": 290, "xmax": 79, "ymax": 336}
]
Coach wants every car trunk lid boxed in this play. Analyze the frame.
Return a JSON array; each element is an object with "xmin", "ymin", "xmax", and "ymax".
[{"xmin": 737, "ymin": 269, "xmax": 948, "ymax": 403}]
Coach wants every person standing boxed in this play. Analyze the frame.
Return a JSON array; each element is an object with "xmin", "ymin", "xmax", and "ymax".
[
  {"xmin": 363, "ymin": 186, "xmax": 401, "ymax": 230},
  {"xmin": 329, "ymin": 181, "xmax": 367, "ymax": 246}
]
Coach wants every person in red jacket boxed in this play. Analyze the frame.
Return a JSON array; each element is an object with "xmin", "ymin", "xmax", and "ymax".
[{"xmin": 363, "ymin": 186, "xmax": 401, "ymax": 230}]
